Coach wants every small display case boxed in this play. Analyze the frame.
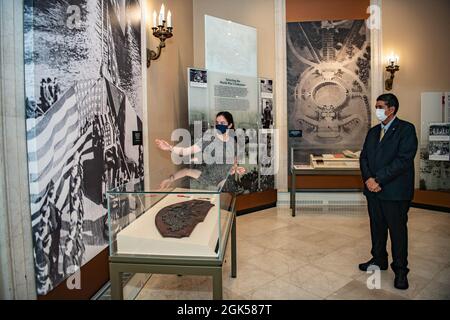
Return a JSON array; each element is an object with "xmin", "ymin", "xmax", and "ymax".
[
  {"xmin": 290, "ymin": 147, "xmax": 362, "ymax": 216},
  {"xmin": 107, "ymin": 172, "xmax": 237, "ymax": 300}
]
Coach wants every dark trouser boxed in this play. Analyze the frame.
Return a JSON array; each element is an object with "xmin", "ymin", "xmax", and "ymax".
[{"xmin": 366, "ymin": 194, "xmax": 410, "ymax": 274}]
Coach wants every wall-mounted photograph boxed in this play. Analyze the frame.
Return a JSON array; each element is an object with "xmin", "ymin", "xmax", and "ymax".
[
  {"xmin": 429, "ymin": 123, "xmax": 450, "ymax": 141},
  {"xmin": 190, "ymin": 68, "xmax": 208, "ymax": 88},
  {"xmin": 260, "ymin": 78, "xmax": 273, "ymax": 99},
  {"xmin": 429, "ymin": 141, "xmax": 450, "ymax": 161},
  {"xmin": 261, "ymin": 98, "xmax": 274, "ymax": 129}
]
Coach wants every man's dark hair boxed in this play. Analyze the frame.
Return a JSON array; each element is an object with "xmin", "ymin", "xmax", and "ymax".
[{"xmin": 377, "ymin": 93, "xmax": 399, "ymax": 114}]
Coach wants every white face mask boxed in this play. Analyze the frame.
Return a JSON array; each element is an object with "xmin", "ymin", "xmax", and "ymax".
[{"xmin": 376, "ymin": 109, "xmax": 392, "ymax": 122}]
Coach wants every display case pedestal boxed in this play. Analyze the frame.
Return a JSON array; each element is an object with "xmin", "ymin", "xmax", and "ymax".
[
  {"xmin": 290, "ymin": 166, "xmax": 362, "ymax": 217},
  {"xmin": 109, "ymin": 210, "xmax": 236, "ymax": 300}
]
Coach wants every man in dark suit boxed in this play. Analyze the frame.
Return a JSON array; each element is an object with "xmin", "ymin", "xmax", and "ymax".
[{"xmin": 359, "ymin": 93, "xmax": 418, "ymax": 290}]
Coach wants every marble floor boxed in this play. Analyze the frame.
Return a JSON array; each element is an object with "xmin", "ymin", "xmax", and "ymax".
[{"xmin": 133, "ymin": 206, "xmax": 450, "ymax": 300}]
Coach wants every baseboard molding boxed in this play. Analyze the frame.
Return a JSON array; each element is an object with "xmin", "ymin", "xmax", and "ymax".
[
  {"xmin": 277, "ymin": 191, "xmax": 450, "ymax": 213},
  {"xmin": 237, "ymin": 202, "xmax": 277, "ymax": 216},
  {"xmin": 411, "ymin": 202, "xmax": 450, "ymax": 213},
  {"xmin": 413, "ymin": 190, "xmax": 450, "ymax": 210},
  {"xmin": 236, "ymin": 189, "xmax": 277, "ymax": 213}
]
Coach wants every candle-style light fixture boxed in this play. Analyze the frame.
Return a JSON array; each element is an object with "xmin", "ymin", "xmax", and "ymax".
[
  {"xmin": 147, "ymin": 4, "xmax": 173, "ymax": 68},
  {"xmin": 385, "ymin": 53, "xmax": 400, "ymax": 91}
]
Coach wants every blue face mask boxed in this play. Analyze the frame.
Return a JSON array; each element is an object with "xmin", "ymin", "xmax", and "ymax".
[{"xmin": 215, "ymin": 124, "xmax": 228, "ymax": 134}]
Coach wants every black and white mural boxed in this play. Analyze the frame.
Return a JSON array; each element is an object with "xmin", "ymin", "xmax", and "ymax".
[
  {"xmin": 287, "ymin": 20, "xmax": 371, "ymax": 165},
  {"xmin": 24, "ymin": 0, "xmax": 144, "ymax": 295}
]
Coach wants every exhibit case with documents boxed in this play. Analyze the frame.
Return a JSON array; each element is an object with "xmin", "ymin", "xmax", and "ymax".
[
  {"xmin": 290, "ymin": 147, "xmax": 363, "ymax": 216},
  {"xmin": 107, "ymin": 172, "xmax": 237, "ymax": 300},
  {"xmin": 309, "ymin": 152, "xmax": 360, "ymax": 170}
]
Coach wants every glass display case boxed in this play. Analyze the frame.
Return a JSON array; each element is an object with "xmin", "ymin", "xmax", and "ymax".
[
  {"xmin": 107, "ymin": 172, "xmax": 237, "ymax": 300},
  {"xmin": 290, "ymin": 147, "xmax": 360, "ymax": 171},
  {"xmin": 290, "ymin": 147, "xmax": 362, "ymax": 216}
]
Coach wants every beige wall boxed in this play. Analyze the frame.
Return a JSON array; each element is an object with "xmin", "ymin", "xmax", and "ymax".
[
  {"xmin": 193, "ymin": 0, "xmax": 275, "ymax": 79},
  {"xmin": 143, "ymin": 0, "xmax": 450, "ymax": 190},
  {"xmin": 382, "ymin": 0, "xmax": 450, "ymax": 186},
  {"xmin": 145, "ymin": 0, "xmax": 194, "ymax": 188}
]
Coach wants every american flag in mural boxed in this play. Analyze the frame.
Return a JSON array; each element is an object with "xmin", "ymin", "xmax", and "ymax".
[{"xmin": 24, "ymin": 0, "xmax": 144, "ymax": 294}]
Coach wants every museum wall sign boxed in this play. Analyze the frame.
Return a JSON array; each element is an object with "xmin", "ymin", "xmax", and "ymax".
[
  {"xmin": 24, "ymin": 0, "xmax": 144, "ymax": 295},
  {"xmin": 188, "ymin": 16, "xmax": 275, "ymax": 194}
]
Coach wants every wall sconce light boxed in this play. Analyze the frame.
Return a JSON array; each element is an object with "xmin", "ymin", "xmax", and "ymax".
[
  {"xmin": 147, "ymin": 4, "xmax": 173, "ymax": 68},
  {"xmin": 385, "ymin": 54, "xmax": 399, "ymax": 91}
]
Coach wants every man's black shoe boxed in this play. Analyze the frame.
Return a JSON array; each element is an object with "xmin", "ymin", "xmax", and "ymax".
[
  {"xmin": 358, "ymin": 258, "xmax": 388, "ymax": 271},
  {"xmin": 394, "ymin": 271, "xmax": 409, "ymax": 290}
]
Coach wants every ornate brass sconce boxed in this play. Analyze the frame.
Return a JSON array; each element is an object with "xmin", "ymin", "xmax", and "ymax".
[
  {"xmin": 147, "ymin": 4, "xmax": 173, "ymax": 68},
  {"xmin": 385, "ymin": 55, "xmax": 399, "ymax": 91}
]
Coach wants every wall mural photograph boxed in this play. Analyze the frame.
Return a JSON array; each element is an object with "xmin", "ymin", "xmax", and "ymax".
[
  {"xmin": 24, "ymin": 0, "xmax": 144, "ymax": 295},
  {"xmin": 287, "ymin": 20, "xmax": 371, "ymax": 165}
]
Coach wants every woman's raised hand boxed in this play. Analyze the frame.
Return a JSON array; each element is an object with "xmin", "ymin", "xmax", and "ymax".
[
  {"xmin": 230, "ymin": 165, "xmax": 246, "ymax": 176},
  {"xmin": 159, "ymin": 178, "xmax": 172, "ymax": 189},
  {"xmin": 155, "ymin": 139, "xmax": 172, "ymax": 151}
]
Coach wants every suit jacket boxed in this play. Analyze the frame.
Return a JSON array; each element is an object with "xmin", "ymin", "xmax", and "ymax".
[{"xmin": 360, "ymin": 117, "xmax": 418, "ymax": 201}]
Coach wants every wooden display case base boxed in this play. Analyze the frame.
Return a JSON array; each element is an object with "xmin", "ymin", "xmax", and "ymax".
[
  {"xmin": 236, "ymin": 189, "xmax": 277, "ymax": 215},
  {"xmin": 412, "ymin": 190, "xmax": 450, "ymax": 212}
]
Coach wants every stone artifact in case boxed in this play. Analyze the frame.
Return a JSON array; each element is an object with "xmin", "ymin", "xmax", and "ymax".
[{"xmin": 155, "ymin": 199, "xmax": 215, "ymax": 238}]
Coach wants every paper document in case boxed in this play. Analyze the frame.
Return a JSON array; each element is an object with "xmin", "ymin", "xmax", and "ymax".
[{"xmin": 342, "ymin": 150, "xmax": 361, "ymax": 158}]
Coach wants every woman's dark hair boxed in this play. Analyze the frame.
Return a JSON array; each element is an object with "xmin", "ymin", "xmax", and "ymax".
[
  {"xmin": 216, "ymin": 111, "xmax": 235, "ymax": 130},
  {"xmin": 377, "ymin": 93, "xmax": 399, "ymax": 114}
]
